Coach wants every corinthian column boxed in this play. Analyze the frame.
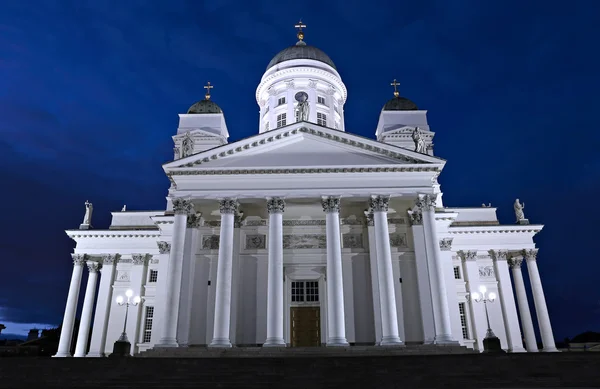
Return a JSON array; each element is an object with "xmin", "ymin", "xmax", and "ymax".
[
  {"xmin": 209, "ymin": 198, "xmax": 238, "ymax": 348},
  {"xmin": 87, "ymin": 254, "xmax": 117, "ymax": 357},
  {"xmin": 74, "ymin": 261, "xmax": 102, "ymax": 357},
  {"xmin": 508, "ymin": 256, "xmax": 538, "ymax": 352},
  {"xmin": 322, "ymin": 196, "xmax": 348, "ymax": 346},
  {"xmin": 370, "ymin": 196, "xmax": 403, "ymax": 346},
  {"xmin": 524, "ymin": 249, "xmax": 558, "ymax": 352},
  {"xmin": 264, "ymin": 197, "xmax": 286, "ymax": 347},
  {"xmin": 157, "ymin": 198, "xmax": 193, "ymax": 347},
  {"xmin": 417, "ymin": 194, "xmax": 456, "ymax": 344},
  {"xmin": 54, "ymin": 254, "xmax": 86, "ymax": 357}
]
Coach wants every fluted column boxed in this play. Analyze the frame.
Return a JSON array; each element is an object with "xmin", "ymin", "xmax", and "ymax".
[
  {"xmin": 508, "ymin": 256, "xmax": 538, "ymax": 352},
  {"xmin": 87, "ymin": 254, "xmax": 117, "ymax": 357},
  {"xmin": 264, "ymin": 197, "xmax": 286, "ymax": 347},
  {"xmin": 370, "ymin": 196, "xmax": 403, "ymax": 346},
  {"xmin": 322, "ymin": 196, "xmax": 348, "ymax": 346},
  {"xmin": 157, "ymin": 198, "xmax": 193, "ymax": 347},
  {"xmin": 209, "ymin": 198, "xmax": 238, "ymax": 347},
  {"xmin": 54, "ymin": 254, "xmax": 86, "ymax": 357},
  {"xmin": 492, "ymin": 250, "xmax": 526, "ymax": 352},
  {"xmin": 365, "ymin": 210, "xmax": 383, "ymax": 344},
  {"xmin": 73, "ymin": 262, "xmax": 101, "ymax": 357},
  {"xmin": 418, "ymin": 194, "xmax": 456, "ymax": 344},
  {"xmin": 524, "ymin": 249, "xmax": 558, "ymax": 352}
]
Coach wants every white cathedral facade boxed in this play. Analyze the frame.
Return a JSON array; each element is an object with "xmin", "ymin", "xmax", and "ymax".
[{"xmin": 54, "ymin": 26, "xmax": 557, "ymax": 357}]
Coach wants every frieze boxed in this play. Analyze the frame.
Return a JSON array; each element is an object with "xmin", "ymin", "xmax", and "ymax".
[
  {"xmin": 283, "ymin": 234, "xmax": 326, "ymax": 249},
  {"xmin": 479, "ymin": 266, "xmax": 495, "ymax": 278},
  {"xmin": 389, "ymin": 233, "xmax": 408, "ymax": 248},
  {"xmin": 202, "ymin": 235, "xmax": 220, "ymax": 250},
  {"xmin": 283, "ymin": 220, "xmax": 325, "ymax": 226},
  {"xmin": 246, "ymin": 234, "xmax": 266, "ymax": 249},
  {"xmin": 343, "ymin": 234, "xmax": 363, "ymax": 249},
  {"xmin": 245, "ymin": 219, "xmax": 267, "ymax": 227},
  {"xmin": 341, "ymin": 218, "xmax": 364, "ymax": 226}
]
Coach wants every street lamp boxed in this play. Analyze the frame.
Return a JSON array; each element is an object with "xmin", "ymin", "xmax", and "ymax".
[
  {"xmin": 471, "ymin": 285, "xmax": 505, "ymax": 353},
  {"xmin": 110, "ymin": 289, "xmax": 141, "ymax": 357}
]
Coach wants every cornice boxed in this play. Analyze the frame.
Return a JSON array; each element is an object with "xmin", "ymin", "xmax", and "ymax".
[
  {"xmin": 448, "ymin": 225, "xmax": 543, "ymax": 235},
  {"xmin": 256, "ymin": 67, "xmax": 347, "ymax": 103},
  {"xmin": 169, "ymin": 166, "xmax": 440, "ymax": 176},
  {"xmin": 66, "ymin": 230, "xmax": 161, "ymax": 239}
]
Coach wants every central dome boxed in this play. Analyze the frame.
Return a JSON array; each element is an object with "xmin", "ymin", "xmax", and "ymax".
[{"xmin": 267, "ymin": 44, "xmax": 336, "ymax": 70}]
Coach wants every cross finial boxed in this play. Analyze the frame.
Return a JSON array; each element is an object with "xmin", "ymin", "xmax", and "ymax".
[
  {"xmin": 295, "ymin": 19, "xmax": 306, "ymax": 45},
  {"xmin": 204, "ymin": 81, "xmax": 213, "ymax": 100},
  {"xmin": 390, "ymin": 79, "xmax": 400, "ymax": 97}
]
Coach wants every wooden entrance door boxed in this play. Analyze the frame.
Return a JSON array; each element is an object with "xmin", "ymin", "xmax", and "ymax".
[{"xmin": 290, "ymin": 307, "xmax": 320, "ymax": 347}]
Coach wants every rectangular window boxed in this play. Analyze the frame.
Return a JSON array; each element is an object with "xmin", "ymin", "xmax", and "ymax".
[
  {"xmin": 149, "ymin": 269, "xmax": 158, "ymax": 283},
  {"xmin": 278, "ymin": 97, "xmax": 286, "ymax": 106},
  {"xmin": 317, "ymin": 96, "xmax": 326, "ymax": 105},
  {"xmin": 453, "ymin": 266, "xmax": 461, "ymax": 280},
  {"xmin": 291, "ymin": 280, "xmax": 319, "ymax": 303},
  {"xmin": 143, "ymin": 306, "xmax": 154, "ymax": 343},
  {"xmin": 291, "ymin": 281, "xmax": 305, "ymax": 302},
  {"xmin": 305, "ymin": 281, "xmax": 319, "ymax": 302},
  {"xmin": 458, "ymin": 303, "xmax": 469, "ymax": 339},
  {"xmin": 317, "ymin": 112, "xmax": 327, "ymax": 127},
  {"xmin": 277, "ymin": 113, "xmax": 286, "ymax": 128}
]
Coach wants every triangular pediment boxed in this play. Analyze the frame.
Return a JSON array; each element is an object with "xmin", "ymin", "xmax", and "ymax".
[
  {"xmin": 381, "ymin": 125, "xmax": 434, "ymax": 137},
  {"xmin": 164, "ymin": 123, "xmax": 444, "ymax": 172}
]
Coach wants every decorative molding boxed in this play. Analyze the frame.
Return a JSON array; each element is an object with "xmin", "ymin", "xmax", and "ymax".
[
  {"xmin": 321, "ymin": 196, "xmax": 341, "ymax": 213},
  {"xmin": 245, "ymin": 234, "xmax": 266, "ymax": 249},
  {"xmin": 267, "ymin": 197, "xmax": 285, "ymax": 214},
  {"xmin": 132, "ymin": 254, "xmax": 148, "ymax": 266},
  {"xmin": 283, "ymin": 234, "xmax": 326, "ymax": 249},
  {"xmin": 87, "ymin": 262, "xmax": 102, "ymax": 273},
  {"xmin": 202, "ymin": 235, "xmax": 220, "ymax": 249},
  {"xmin": 479, "ymin": 266, "xmax": 495, "ymax": 278},
  {"xmin": 219, "ymin": 198, "xmax": 238, "ymax": 214},
  {"xmin": 102, "ymin": 254, "xmax": 119, "ymax": 265},
  {"xmin": 408, "ymin": 209, "xmax": 423, "ymax": 226},
  {"xmin": 187, "ymin": 212, "xmax": 203, "ymax": 228},
  {"xmin": 448, "ymin": 226, "xmax": 543, "ymax": 235},
  {"xmin": 170, "ymin": 166, "xmax": 439, "ymax": 176},
  {"xmin": 343, "ymin": 234, "xmax": 363, "ymax": 249},
  {"xmin": 245, "ymin": 219, "xmax": 267, "ymax": 227},
  {"xmin": 119, "ymin": 257, "xmax": 132, "ymax": 264},
  {"xmin": 439, "ymin": 238, "xmax": 453, "ymax": 251},
  {"xmin": 284, "ymin": 220, "xmax": 325, "ymax": 226},
  {"xmin": 523, "ymin": 249, "xmax": 538, "ymax": 261},
  {"xmin": 157, "ymin": 241, "xmax": 171, "ymax": 254},
  {"xmin": 68, "ymin": 232, "xmax": 161, "ymax": 239},
  {"xmin": 459, "ymin": 250, "xmax": 477, "ymax": 262},
  {"xmin": 172, "ymin": 198, "xmax": 194, "ymax": 215},
  {"xmin": 72, "ymin": 254, "xmax": 87, "ymax": 265},
  {"xmin": 508, "ymin": 257, "xmax": 523, "ymax": 269},
  {"xmin": 389, "ymin": 233, "xmax": 408, "ymax": 248},
  {"xmin": 341, "ymin": 218, "xmax": 364, "ymax": 226},
  {"xmin": 369, "ymin": 195, "xmax": 390, "ymax": 212}
]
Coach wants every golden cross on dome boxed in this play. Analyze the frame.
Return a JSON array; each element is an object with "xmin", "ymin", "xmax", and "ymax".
[
  {"xmin": 390, "ymin": 79, "xmax": 400, "ymax": 97},
  {"xmin": 295, "ymin": 19, "xmax": 306, "ymax": 42},
  {"xmin": 204, "ymin": 81, "xmax": 213, "ymax": 100}
]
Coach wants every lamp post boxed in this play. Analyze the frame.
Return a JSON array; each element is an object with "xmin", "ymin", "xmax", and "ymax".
[
  {"xmin": 471, "ymin": 285, "xmax": 505, "ymax": 353},
  {"xmin": 111, "ymin": 289, "xmax": 140, "ymax": 357}
]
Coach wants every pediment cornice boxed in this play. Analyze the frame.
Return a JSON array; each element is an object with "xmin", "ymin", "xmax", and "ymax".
[{"xmin": 448, "ymin": 225, "xmax": 543, "ymax": 235}]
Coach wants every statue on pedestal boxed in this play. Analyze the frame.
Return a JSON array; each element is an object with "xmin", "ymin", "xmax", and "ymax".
[
  {"xmin": 295, "ymin": 91, "xmax": 310, "ymax": 122},
  {"xmin": 80, "ymin": 200, "xmax": 93, "ymax": 229},
  {"xmin": 514, "ymin": 199, "xmax": 528, "ymax": 224},
  {"xmin": 412, "ymin": 127, "xmax": 426, "ymax": 153}
]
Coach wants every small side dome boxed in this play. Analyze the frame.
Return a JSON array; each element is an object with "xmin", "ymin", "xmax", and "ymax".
[
  {"xmin": 187, "ymin": 99, "xmax": 222, "ymax": 114},
  {"xmin": 382, "ymin": 96, "xmax": 419, "ymax": 111}
]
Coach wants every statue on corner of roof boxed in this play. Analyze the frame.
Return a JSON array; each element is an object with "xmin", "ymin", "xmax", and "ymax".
[
  {"xmin": 80, "ymin": 200, "xmax": 93, "ymax": 229},
  {"xmin": 514, "ymin": 199, "xmax": 529, "ymax": 224},
  {"xmin": 412, "ymin": 127, "xmax": 426, "ymax": 153}
]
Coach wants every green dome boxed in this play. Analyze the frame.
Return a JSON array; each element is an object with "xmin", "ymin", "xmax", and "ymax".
[
  {"xmin": 267, "ymin": 44, "xmax": 336, "ymax": 70},
  {"xmin": 383, "ymin": 96, "xmax": 419, "ymax": 111},
  {"xmin": 187, "ymin": 99, "xmax": 222, "ymax": 114}
]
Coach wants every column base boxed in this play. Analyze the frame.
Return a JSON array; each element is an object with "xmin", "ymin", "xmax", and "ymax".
[
  {"xmin": 543, "ymin": 347, "xmax": 560, "ymax": 352},
  {"xmin": 209, "ymin": 338, "xmax": 232, "ymax": 348},
  {"xmin": 52, "ymin": 351, "xmax": 72, "ymax": 358},
  {"xmin": 263, "ymin": 338, "xmax": 286, "ymax": 347},
  {"xmin": 326, "ymin": 337, "xmax": 349, "ymax": 347},
  {"xmin": 526, "ymin": 347, "xmax": 539, "ymax": 353},
  {"xmin": 85, "ymin": 352, "xmax": 105, "ymax": 358},
  {"xmin": 508, "ymin": 347, "xmax": 527, "ymax": 353},
  {"xmin": 433, "ymin": 334, "xmax": 459, "ymax": 345},
  {"xmin": 72, "ymin": 352, "xmax": 85, "ymax": 358},
  {"xmin": 155, "ymin": 337, "xmax": 179, "ymax": 348},
  {"xmin": 379, "ymin": 336, "xmax": 404, "ymax": 347}
]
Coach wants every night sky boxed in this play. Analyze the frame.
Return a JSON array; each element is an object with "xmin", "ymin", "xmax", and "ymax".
[{"xmin": 1, "ymin": 0, "xmax": 598, "ymax": 340}]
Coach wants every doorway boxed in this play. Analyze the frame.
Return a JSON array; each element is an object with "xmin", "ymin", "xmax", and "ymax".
[{"xmin": 290, "ymin": 307, "xmax": 321, "ymax": 347}]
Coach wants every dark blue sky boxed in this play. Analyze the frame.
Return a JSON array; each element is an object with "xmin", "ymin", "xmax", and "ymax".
[{"xmin": 0, "ymin": 0, "xmax": 598, "ymax": 339}]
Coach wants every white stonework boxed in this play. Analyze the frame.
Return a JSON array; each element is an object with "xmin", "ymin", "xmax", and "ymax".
[{"xmin": 55, "ymin": 32, "xmax": 554, "ymax": 357}]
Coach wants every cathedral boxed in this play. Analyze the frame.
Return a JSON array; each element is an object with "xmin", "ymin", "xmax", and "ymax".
[{"xmin": 54, "ymin": 23, "xmax": 556, "ymax": 357}]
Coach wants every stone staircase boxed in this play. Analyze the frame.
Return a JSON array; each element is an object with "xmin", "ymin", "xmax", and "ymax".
[{"xmin": 1, "ymin": 352, "xmax": 600, "ymax": 388}]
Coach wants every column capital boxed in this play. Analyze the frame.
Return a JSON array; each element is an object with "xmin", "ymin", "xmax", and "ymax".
[
  {"xmin": 369, "ymin": 195, "xmax": 390, "ymax": 212},
  {"xmin": 508, "ymin": 256, "xmax": 523, "ymax": 269},
  {"xmin": 219, "ymin": 198, "xmax": 239, "ymax": 214},
  {"xmin": 321, "ymin": 196, "xmax": 341, "ymax": 213},
  {"xmin": 267, "ymin": 197, "xmax": 285, "ymax": 214},
  {"xmin": 458, "ymin": 250, "xmax": 477, "ymax": 262},
  {"xmin": 86, "ymin": 261, "xmax": 102, "ymax": 273},
  {"xmin": 416, "ymin": 194, "xmax": 437, "ymax": 211},
  {"xmin": 72, "ymin": 254, "xmax": 87, "ymax": 265},
  {"xmin": 407, "ymin": 209, "xmax": 423, "ymax": 226},
  {"xmin": 172, "ymin": 198, "xmax": 194, "ymax": 215},
  {"xmin": 102, "ymin": 254, "xmax": 119, "ymax": 265},
  {"xmin": 363, "ymin": 209, "xmax": 374, "ymax": 226},
  {"xmin": 157, "ymin": 241, "xmax": 171, "ymax": 254},
  {"xmin": 132, "ymin": 253, "xmax": 149, "ymax": 266},
  {"xmin": 187, "ymin": 212, "xmax": 203, "ymax": 228},
  {"xmin": 523, "ymin": 249, "xmax": 538, "ymax": 262},
  {"xmin": 438, "ymin": 238, "xmax": 453, "ymax": 251},
  {"xmin": 489, "ymin": 249, "xmax": 509, "ymax": 262}
]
